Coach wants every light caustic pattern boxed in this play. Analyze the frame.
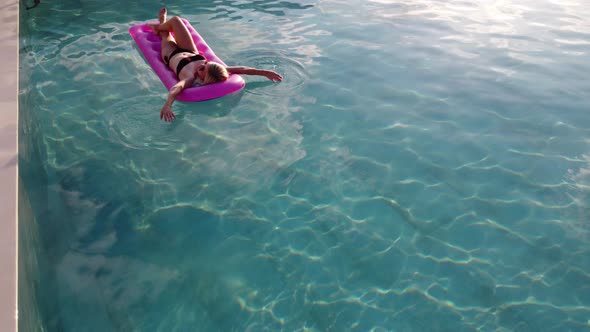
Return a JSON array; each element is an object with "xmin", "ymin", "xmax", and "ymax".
[{"xmin": 18, "ymin": 0, "xmax": 590, "ymax": 331}]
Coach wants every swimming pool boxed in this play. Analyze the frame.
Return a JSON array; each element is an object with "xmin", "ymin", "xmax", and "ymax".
[{"xmin": 18, "ymin": 0, "xmax": 590, "ymax": 331}]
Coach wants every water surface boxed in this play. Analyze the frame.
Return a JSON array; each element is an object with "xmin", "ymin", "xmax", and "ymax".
[{"xmin": 19, "ymin": 0, "xmax": 590, "ymax": 331}]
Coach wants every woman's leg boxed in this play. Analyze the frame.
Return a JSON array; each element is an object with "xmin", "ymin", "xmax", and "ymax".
[
  {"xmin": 154, "ymin": 14, "xmax": 198, "ymax": 53},
  {"xmin": 156, "ymin": 8, "xmax": 177, "ymax": 62}
]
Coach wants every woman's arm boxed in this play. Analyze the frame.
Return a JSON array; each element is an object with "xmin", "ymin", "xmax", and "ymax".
[
  {"xmin": 226, "ymin": 66, "xmax": 283, "ymax": 82},
  {"xmin": 160, "ymin": 78, "xmax": 194, "ymax": 122}
]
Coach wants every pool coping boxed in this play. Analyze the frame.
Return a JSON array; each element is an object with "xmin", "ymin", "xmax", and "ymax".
[{"xmin": 1, "ymin": 0, "xmax": 18, "ymax": 331}]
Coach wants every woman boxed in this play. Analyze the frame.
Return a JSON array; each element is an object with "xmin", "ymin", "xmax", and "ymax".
[{"xmin": 149, "ymin": 8, "xmax": 283, "ymax": 122}]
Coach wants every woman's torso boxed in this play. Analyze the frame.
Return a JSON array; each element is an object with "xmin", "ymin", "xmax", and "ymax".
[{"xmin": 168, "ymin": 52, "xmax": 204, "ymax": 80}]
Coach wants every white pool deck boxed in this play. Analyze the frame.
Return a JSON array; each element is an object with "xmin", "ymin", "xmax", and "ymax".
[{"xmin": 1, "ymin": 0, "xmax": 17, "ymax": 330}]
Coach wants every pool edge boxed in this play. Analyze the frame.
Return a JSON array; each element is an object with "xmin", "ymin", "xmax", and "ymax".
[{"xmin": 1, "ymin": 0, "xmax": 18, "ymax": 331}]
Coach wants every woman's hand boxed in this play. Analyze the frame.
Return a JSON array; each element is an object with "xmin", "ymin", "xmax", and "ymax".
[
  {"xmin": 264, "ymin": 70, "xmax": 283, "ymax": 82},
  {"xmin": 160, "ymin": 104, "xmax": 176, "ymax": 122},
  {"xmin": 160, "ymin": 79, "xmax": 191, "ymax": 122}
]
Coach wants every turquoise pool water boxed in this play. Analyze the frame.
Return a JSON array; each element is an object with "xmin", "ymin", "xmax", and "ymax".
[{"xmin": 19, "ymin": 0, "xmax": 590, "ymax": 331}]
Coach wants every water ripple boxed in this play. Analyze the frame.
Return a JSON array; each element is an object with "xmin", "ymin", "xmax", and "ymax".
[{"xmin": 236, "ymin": 49, "xmax": 308, "ymax": 97}]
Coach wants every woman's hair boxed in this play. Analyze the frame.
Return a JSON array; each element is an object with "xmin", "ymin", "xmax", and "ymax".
[{"xmin": 204, "ymin": 62, "xmax": 229, "ymax": 84}]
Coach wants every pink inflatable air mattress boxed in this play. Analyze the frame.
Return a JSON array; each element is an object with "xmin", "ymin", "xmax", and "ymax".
[{"xmin": 129, "ymin": 20, "xmax": 245, "ymax": 102}]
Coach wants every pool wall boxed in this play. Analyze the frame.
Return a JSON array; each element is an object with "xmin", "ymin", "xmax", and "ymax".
[
  {"xmin": 1, "ymin": 0, "xmax": 17, "ymax": 330},
  {"xmin": 18, "ymin": 66, "xmax": 51, "ymax": 332},
  {"xmin": 17, "ymin": 0, "xmax": 51, "ymax": 330}
]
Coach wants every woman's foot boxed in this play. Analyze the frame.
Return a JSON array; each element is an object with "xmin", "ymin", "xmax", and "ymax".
[
  {"xmin": 158, "ymin": 7, "xmax": 167, "ymax": 24},
  {"xmin": 149, "ymin": 8, "xmax": 167, "ymax": 33}
]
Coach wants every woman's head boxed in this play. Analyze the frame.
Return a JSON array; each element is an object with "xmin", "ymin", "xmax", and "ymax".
[{"xmin": 196, "ymin": 61, "xmax": 228, "ymax": 84}]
